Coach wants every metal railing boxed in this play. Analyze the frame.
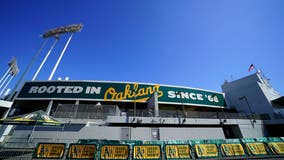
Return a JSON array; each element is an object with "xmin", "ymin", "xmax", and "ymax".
[
  {"xmin": 126, "ymin": 109, "xmax": 270, "ymax": 120},
  {"xmin": 53, "ymin": 104, "xmax": 117, "ymax": 120},
  {"xmin": 52, "ymin": 104, "xmax": 274, "ymax": 121}
]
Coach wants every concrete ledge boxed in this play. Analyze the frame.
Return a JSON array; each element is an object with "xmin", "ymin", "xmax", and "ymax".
[
  {"xmin": 0, "ymin": 100, "xmax": 12, "ymax": 108},
  {"xmin": 107, "ymin": 116, "xmax": 256, "ymax": 125}
]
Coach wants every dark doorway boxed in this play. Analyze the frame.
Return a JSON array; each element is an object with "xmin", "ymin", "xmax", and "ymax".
[
  {"xmin": 222, "ymin": 125, "xmax": 243, "ymax": 138},
  {"xmin": 266, "ymin": 124, "xmax": 284, "ymax": 137}
]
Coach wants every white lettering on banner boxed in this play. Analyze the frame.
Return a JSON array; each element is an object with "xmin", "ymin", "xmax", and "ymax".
[
  {"xmin": 168, "ymin": 91, "xmax": 176, "ymax": 98},
  {"xmin": 197, "ymin": 94, "xmax": 203, "ymax": 100},
  {"xmin": 208, "ymin": 95, "xmax": 219, "ymax": 102},
  {"xmin": 181, "ymin": 92, "xmax": 189, "ymax": 99},
  {"xmin": 47, "ymin": 86, "xmax": 56, "ymax": 93},
  {"xmin": 73, "ymin": 86, "xmax": 83, "ymax": 93},
  {"xmin": 189, "ymin": 93, "xmax": 196, "ymax": 100},
  {"xmin": 28, "ymin": 86, "xmax": 38, "ymax": 93},
  {"xmin": 38, "ymin": 86, "xmax": 47, "ymax": 93},
  {"xmin": 28, "ymin": 86, "xmax": 87, "ymax": 94},
  {"xmin": 85, "ymin": 86, "xmax": 101, "ymax": 94},
  {"xmin": 65, "ymin": 86, "xmax": 73, "ymax": 93},
  {"xmin": 168, "ymin": 91, "xmax": 203, "ymax": 101},
  {"xmin": 167, "ymin": 91, "xmax": 219, "ymax": 103},
  {"xmin": 57, "ymin": 86, "xmax": 65, "ymax": 93}
]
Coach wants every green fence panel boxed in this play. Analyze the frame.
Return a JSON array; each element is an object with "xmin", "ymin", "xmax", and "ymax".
[
  {"xmin": 241, "ymin": 138, "xmax": 256, "ymax": 143},
  {"xmin": 78, "ymin": 139, "xmax": 99, "ymax": 144},
  {"xmin": 268, "ymin": 137, "xmax": 283, "ymax": 142},
  {"xmin": 255, "ymin": 137, "xmax": 269, "ymax": 143},
  {"xmin": 122, "ymin": 140, "xmax": 143, "ymax": 149},
  {"xmin": 164, "ymin": 140, "xmax": 188, "ymax": 145},
  {"xmin": 224, "ymin": 139, "xmax": 241, "ymax": 143},
  {"xmin": 206, "ymin": 139, "xmax": 224, "ymax": 145}
]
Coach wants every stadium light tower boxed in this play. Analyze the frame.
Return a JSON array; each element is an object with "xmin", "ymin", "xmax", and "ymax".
[
  {"xmin": 8, "ymin": 24, "xmax": 83, "ymax": 101},
  {"xmin": 47, "ymin": 24, "xmax": 83, "ymax": 80},
  {"xmin": 0, "ymin": 57, "xmax": 19, "ymax": 97},
  {"xmin": 33, "ymin": 24, "xmax": 83, "ymax": 81}
]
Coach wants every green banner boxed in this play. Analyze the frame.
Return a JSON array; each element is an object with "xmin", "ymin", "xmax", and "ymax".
[{"xmin": 17, "ymin": 81, "xmax": 224, "ymax": 107}]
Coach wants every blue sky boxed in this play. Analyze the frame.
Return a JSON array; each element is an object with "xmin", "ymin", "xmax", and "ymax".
[{"xmin": 0, "ymin": 0, "xmax": 283, "ymax": 95}]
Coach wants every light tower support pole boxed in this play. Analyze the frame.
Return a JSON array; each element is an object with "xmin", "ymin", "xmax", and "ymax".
[
  {"xmin": 0, "ymin": 76, "xmax": 13, "ymax": 96},
  {"xmin": 32, "ymin": 38, "xmax": 59, "ymax": 81},
  {"xmin": 48, "ymin": 34, "xmax": 73, "ymax": 80},
  {"xmin": 0, "ymin": 74, "xmax": 10, "ymax": 90},
  {"xmin": 0, "ymin": 67, "xmax": 11, "ymax": 85},
  {"xmin": 8, "ymin": 39, "xmax": 48, "ymax": 101}
]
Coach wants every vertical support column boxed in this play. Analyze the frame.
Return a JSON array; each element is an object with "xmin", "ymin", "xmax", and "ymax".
[
  {"xmin": 32, "ymin": 38, "xmax": 59, "ymax": 81},
  {"xmin": 2, "ymin": 108, "xmax": 11, "ymax": 119},
  {"xmin": 48, "ymin": 34, "xmax": 73, "ymax": 80},
  {"xmin": 0, "ymin": 74, "xmax": 10, "ymax": 90},
  {"xmin": 153, "ymin": 92, "xmax": 159, "ymax": 117},
  {"xmin": 8, "ymin": 39, "xmax": 48, "ymax": 101},
  {"xmin": 146, "ymin": 92, "xmax": 159, "ymax": 117},
  {"xmin": 0, "ymin": 76, "xmax": 13, "ymax": 96},
  {"xmin": 46, "ymin": 100, "xmax": 53, "ymax": 115},
  {"xmin": 0, "ymin": 67, "xmax": 11, "ymax": 85}
]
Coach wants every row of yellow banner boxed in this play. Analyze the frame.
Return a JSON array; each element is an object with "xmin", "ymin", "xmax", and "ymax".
[{"xmin": 35, "ymin": 142, "xmax": 284, "ymax": 159}]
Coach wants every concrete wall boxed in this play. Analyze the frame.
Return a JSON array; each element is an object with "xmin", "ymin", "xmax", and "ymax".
[
  {"xmin": 159, "ymin": 127, "xmax": 225, "ymax": 140},
  {"xmin": 222, "ymin": 73, "xmax": 280, "ymax": 119},
  {"xmin": 31, "ymin": 125, "xmax": 121, "ymax": 142},
  {"xmin": 13, "ymin": 126, "xmax": 226, "ymax": 142},
  {"xmin": 130, "ymin": 128, "xmax": 152, "ymax": 140},
  {"xmin": 238, "ymin": 124, "xmax": 266, "ymax": 138},
  {"xmin": 6, "ymin": 117, "xmax": 267, "ymax": 144}
]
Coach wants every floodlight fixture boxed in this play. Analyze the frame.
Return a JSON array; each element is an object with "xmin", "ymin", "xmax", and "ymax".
[
  {"xmin": 8, "ymin": 57, "xmax": 19, "ymax": 76},
  {"xmin": 42, "ymin": 24, "xmax": 83, "ymax": 39}
]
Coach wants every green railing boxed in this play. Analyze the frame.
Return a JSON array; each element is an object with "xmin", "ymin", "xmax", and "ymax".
[{"xmin": 0, "ymin": 137, "xmax": 284, "ymax": 159}]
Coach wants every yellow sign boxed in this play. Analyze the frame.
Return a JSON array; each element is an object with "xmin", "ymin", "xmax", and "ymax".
[
  {"xmin": 221, "ymin": 143, "xmax": 245, "ymax": 156},
  {"xmin": 133, "ymin": 145, "xmax": 161, "ymax": 159},
  {"xmin": 165, "ymin": 144, "xmax": 190, "ymax": 159},
  {"xmin": 100, "ymin": 145, "xmax": 129, "ymax": 159},
  {"xmin": 68, "ymin": 144, "xmax": 96, "ymax": 159},
  {"xmin": 36, "ymin": 143, "xmax": 65, "ymax": 158},
  {"xmin": 104, "ymin": 83, "xmax": 163, "ymax": 102},
  {"xmin": 245, "ymin": 143, "xmax": 267, "ymax": 155},
  {"xmin": 268, "ymin": 142, "xmax": 284, "ymax": 155},
  {"xmin": 195, "ymin": 144, "xmax": 218, "ymax": 158}
]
